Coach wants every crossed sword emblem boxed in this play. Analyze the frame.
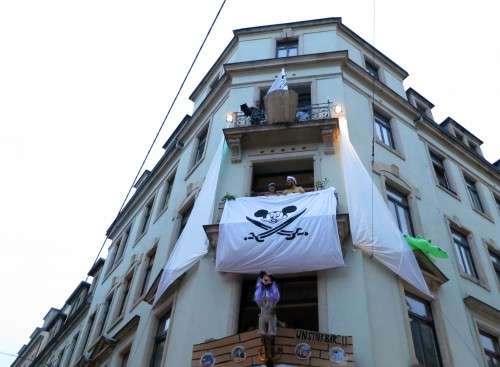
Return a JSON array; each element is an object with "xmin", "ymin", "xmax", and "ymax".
[{"xmin": 244, "ymin": 209, "xmax": 308, "ymax": 242}]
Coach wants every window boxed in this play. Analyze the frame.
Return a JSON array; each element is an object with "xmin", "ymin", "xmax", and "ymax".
[
  {"xmin": 488, "ymin": 250, "xmax": 500, "ymax": 284},
  {"xmin": 451, "ymin": 228, "xmax": 478, "ymax": 279},
  {"xmin": 374, "ymin": 111, "xmax": 395, "ymax": 148},
  {"xmin": 454, "ymin": 130, "xmax": 464, "ymax": 142},
  {"xmin": 117, "ymin": 273, "xmax": 133, "ymax": 318},
  {"xmin": 81, "ymin": 314, "xmax": 95, "ymax": 351},
  {"xmin": 276, "ymin": 39, "xmax": 298, "ymax": 58},
  {"xmin": 464, "ymin": 176, "xmax": 484, "ymax": 212},
  {"xmin": 468, "ymin": 141, "xmax": 478, "ymax": 152},
  {"xmin": 159, "ymin": 172, "xmax": 176, "ymax": 213},
  {"xmin": 65, "ymin": 332, "xmax": 79, "ymax": 367},
  {"xmin": 150, "ymin": 313, "xmax": 171, "ymax": 367},
  {"xmin": 494, "ymin": 195, "xmax": 500, "ymax": 214},
  {"xmin": 97, "ymin": 294, "xmax": 113, "ymax": 336},
  {"xmin": 239, "ymin": 276, "xmax": 318, "ymax": 332},
  {"xmin": 365, "ymin": 58, "xmax": 379, "ymax": 79},
  {"xmin": 193, "ymin": 127, "xmax": 208, "ymax": 166},
  {"xmin": 480, "ymin": 331, "xmax": 500, "ymax": 367},
  {"xmin": 112, "ymin": 226, "xmax": 131, "ymax": 269},
  {"xmin": 386, "ymin": 185, "xmax": 414, "ymax": 236},
  {"xmin": 139, "ymin": 199, "xmax": 155, "ymax": 236},
  {"xmin": 429, "ymin": 151, "xmax": 452, "ymax": 191},
  {"xmin": 251, "ymin": 158, "xmax": 314, "ymax": 195},
  {"xmin": 141, "ymin": 248, "xmax": 157, "ymax": 296},
  {"xmin": 120, "ymin": 349, "xmax": 131, "ymax": 367},
  {"xmin": 178, "ymin": 204, "xmax": 194, "ymax": 238},
  {"xmin": 405, "ymin": 293, "xmax": 442, "ymax": 367}
]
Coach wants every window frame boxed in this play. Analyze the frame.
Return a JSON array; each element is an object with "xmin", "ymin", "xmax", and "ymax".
[
  {"xmin": 137, "ymin": 197, "xmax": 156, "ymax": 239},
  {"xmin": 276, "ymin": 39, "xmax": 298, "ymax": 58},
  {"xmin": 429, "ymin": 150, "xmax": 453, "ymax": 192},
  {"xmin": 404, "ymin": 292, "xmax": 443, "ymax": 367},
  {"xmin": 386, "ymin": 184, "xmax": 415, "ymax": 236},
  {"xmin": 364, "ymin": 57, "xmax": 380, "ymax": 80},
  {"xmin": 140, "ymin": 246, "xmax": 157, "ymax": 298},
  {"xmin": 193, "ymin": 125, "xmax": 209, "ymax": 167},
  {"xmin": 464, "ymin": 174, "xmax": 485, "ymax": 213},
  {"xmin": 117, "ymin": 271, "xmax": 134, "ymax": 319},
  {"xmin": 156, "ymin": 169, "xmax": 177, "ymax": 219},
  {"xmin": 451, "ymin": 227, "xmax": 479, "ymax": 279},
  {"xmin": 149, "ymin": 311, "xmax": 171, "ymax": 367},
  {"xmin": 373, "ymin": 110, "xmax": 396, "ymax": 149},
  {"xmin": 479, "ymin": 330, "xmax": 500, "ymax": 366}
]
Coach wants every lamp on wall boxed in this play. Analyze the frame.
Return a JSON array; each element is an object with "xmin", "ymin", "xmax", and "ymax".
[
  {"xmin": 226, "ymin": 112, "xmax": 235, "ymax": 123},
  {"xmin": 332, "ymin": 103, "xmax": 343, "ymax": 117}
]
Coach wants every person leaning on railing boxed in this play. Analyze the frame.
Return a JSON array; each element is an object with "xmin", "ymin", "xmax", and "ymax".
[{"xmin": 283, "ymin": 176, "xmax": 305, "ymax": 194}]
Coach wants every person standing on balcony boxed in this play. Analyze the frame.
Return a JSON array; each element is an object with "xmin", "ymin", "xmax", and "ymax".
[
  {"xmin": 264, "ymin": 182, "xmax": 278, "ymax": 196},
  {"xmin": 254, "ymin": 271, "xmax": 280, "ymax": 336},
  {"xmin": 283, "ymin": 176, "xmax": 305, "ymax": 194}
]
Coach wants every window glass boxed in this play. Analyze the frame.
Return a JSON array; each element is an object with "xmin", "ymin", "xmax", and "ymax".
[
  {"xmin": 150, "ymin": 313, "xmax": 170, "ymax": 367},
  {"xmin": 479, "ymin": 331, "xmax": 500, "ymax": 367},
  {"xmin": 489, "ymin": 250, "xmax": 500, "ymax": 283},
  {"xmin": 465, "ymin": 176, "xmax": 484, "ymax": 212},
  {"xmin": 386, "ymin": 185, "xmax": 414, "ymax": 236},
  {"xmin": 141, "ymin": 249, "xmax": 156, "ymax": 296},
  {"xmin": 194, "ymin": 128, "xmax": 208, "ymax": 165},
  {"xmin": 276, "ymin": 40, "xmax": 298, "ymax": 58},
  {"xmin": 139, "ymin": 199, "xmax": 155, "ymax": 235},
  {"xmin": 159, "ymin": 172, "xmax": 176, "ymax": 212},
  {"xmin": 430, "ymin": 152, "xmax": 451, "ymax": 190},
  {"xmin": 405, "ymin": 293, "xmax": 442, "ymax": 367},
  {"xmin": 374, "ymin": 111, "xmax": 395, "ymax": 148},
  {"xmin": 118, "ymin": 274, "xmax": 132, "ymax": 317},
  {"xmin": 451, "ymin": 229, "xmax": 478, "ymax": 279},
  {"xmin": 365, "ymin": 59, "xmax": 379, "ymax": 79}
]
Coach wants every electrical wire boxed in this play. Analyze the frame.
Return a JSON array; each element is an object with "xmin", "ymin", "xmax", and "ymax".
[
  {"xmin": 370, "ymin": 0, "xmax": 377, "ymax": 257},
  {"xmin": 86, "ymin": 0, "xmax": 228, "ymax": 280}
]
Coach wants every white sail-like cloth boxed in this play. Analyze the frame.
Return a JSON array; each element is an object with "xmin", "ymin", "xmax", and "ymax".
[
  {"xmin": 338, "ymin": 117, "xmax": 430, "ymax": 296},
  {"xmin": 154, "ymin": 138, "xmax": 225, "ymax": 303},
  {"xmin": 267, "ymin": 68, "xmax": 288, "ymax": 94}
]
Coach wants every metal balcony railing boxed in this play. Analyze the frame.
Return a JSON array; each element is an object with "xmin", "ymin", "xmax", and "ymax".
[{"xmin": 232, "ymin": 102, "xmax": 332, "ymax": 127}]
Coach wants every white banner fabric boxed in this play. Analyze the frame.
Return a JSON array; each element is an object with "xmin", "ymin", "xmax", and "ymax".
[
  {"xmin": 338, "ymin": 117, "xmax": 430, "ymax": 296},
  {"xmin": 154, "ymin": 137, "xmax": 225, "ymax": 304},
  {"xmin": 216, "ymin": 188, "xmax": 344, "ymax": 274}
]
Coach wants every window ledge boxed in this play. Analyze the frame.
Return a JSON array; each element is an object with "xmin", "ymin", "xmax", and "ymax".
[
  {"xmin": 154, "ymin": 206, "xmax": 169, "ymax": 224},
  {"xmin": 459, "ymin": 273, "xmax": 490, "ymax": 292},
  {"xmin": 375, "ymin": 139, "xmax": 405, "ymax": 161},
  {"xmin": 472, "ymin": 208, "xmax": 495, "ymax": 224},
  {"xmin": 436, "ymin": 185, "xmax": 460, "ymax": 201},
  {"xmin": 184, "ymin": 155, "xmax": 205, "ymax": 181},
  {"xmin": 108, "ymin": 315, "xmax": 124, "ymax": 332},
  {"xmin": 131, "ymin": 295, "xmax": 146, "ymax": 311}
]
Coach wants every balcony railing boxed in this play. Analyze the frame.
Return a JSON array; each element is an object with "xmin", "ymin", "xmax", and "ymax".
[{"xmin": 231, "ymin": 102, "xmax": 332, "ymax": 127}]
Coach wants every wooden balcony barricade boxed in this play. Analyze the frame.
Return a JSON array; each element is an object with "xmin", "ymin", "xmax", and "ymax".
[{"xmin": 192, "ymin": 328, "xmax": 355, "ymax": 367}]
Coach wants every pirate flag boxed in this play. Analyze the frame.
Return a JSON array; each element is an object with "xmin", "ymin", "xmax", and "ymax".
[{"xmin": 216, "ymin": 188, "xmax": 344, "ymax": 274}]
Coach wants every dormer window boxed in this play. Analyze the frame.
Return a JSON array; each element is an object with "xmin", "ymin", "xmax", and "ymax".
[
  {"xmin": 276, "ymin": 39, "xmax": 298, "ymax": 58},
  {"xmin": 365, "ymin": 58, "xmax": 380, "ymax": 79},
  {"xmin": 454, "ymin": 130, "xmax": 464, "ymax": 143}
]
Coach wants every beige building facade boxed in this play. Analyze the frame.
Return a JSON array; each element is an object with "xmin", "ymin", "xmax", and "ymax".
[{"xmin": 13, "ymin": 18, "xmax": 500, "ymax": 367}]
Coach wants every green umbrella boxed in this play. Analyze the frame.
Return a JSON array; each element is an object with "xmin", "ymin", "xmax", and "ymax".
[{"xmin": 404, "ymin": 235, "xmax": 448, "ymax": 259}]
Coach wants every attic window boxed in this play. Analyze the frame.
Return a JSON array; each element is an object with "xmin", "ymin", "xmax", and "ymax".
[
  {"xmin": 454, "ymin": 130, "xmax": 464, "ymax": 143},
  {"xmin": 365, "ymin": 58, "xmax": 380, "ymax": 79},
  {"xmin": 276, "ymin": 39, "xmax": 298, "ymax": 58}
]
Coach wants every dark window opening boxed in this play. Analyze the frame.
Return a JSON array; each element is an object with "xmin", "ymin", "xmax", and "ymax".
[
  {"xmin": 150, "ymin": 313, "xmax": 170, "ymax": 367},
  {"xmin": 489, "ymin": 250, "xmax": 500, "ymax": 284},
  {"xmin": 430, "ymin": 151, "xmax": 451, "ymax": 191},
  {"xmin": 141, "ymin": 248, "xmax": 156, "ymax": 296},
  {"xmin": 480, "ymin": 330, "xmax": 500, "ymax": 367},
  {"xmin": 118, "ymin": 273, "xmax": 133, "ymax": 317},
  {"xmin": 238, "ymin": 276, "xmax": 318, "ymax": 333},
  {"xmin": 464, "ymin": 176, "xmax": 484, "ymax": 213},
  {"xmin": 260, "ymin": 84, "xmax": 311, "ymax": 109},
  {"xmin": 178, "ymin": 203, "xmax": 194, "ymax": 238},
  {"xmin": 139, "ymin": 199, "xmax": 155, "ymax": 236},
  {"xmin": 194, "ymin": 127, "xmax": 208, "ymax": 165},
  {"xmin": 159, "ymin": 172, "xmax": 176, "ymax": 212},
  {"xmin": 276, "ymin": 39, "xmax": 298, "ymax": 58},
  {"xmin": 251, "ymin": 159, "xmax": 314, "ymax": 196},
  {"xmin": 405, "ymin": 293, "xmax": 442, "ymax": 367},
  {"xmin": 365, "ymin": 59, "xmax": 379, "ymax": 79}
]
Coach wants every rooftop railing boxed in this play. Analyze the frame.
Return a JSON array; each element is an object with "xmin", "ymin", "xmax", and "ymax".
[{"xmin": 231, "ymin": 102, "xmax": 333, "ymax": 127}]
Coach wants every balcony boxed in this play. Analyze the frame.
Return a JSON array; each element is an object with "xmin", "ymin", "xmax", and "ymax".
[{"xmin": 224, "ymin": 102, "xmax": 338, "ymax": 163}]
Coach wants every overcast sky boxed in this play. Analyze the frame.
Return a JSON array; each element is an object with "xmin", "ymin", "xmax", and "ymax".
[{"xmin": 1, "ymin": 0, "xmax": 499, "ymax": 365}]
